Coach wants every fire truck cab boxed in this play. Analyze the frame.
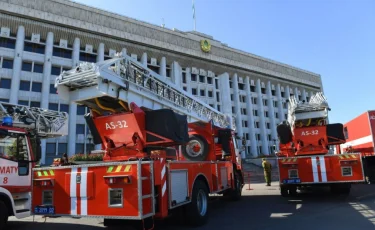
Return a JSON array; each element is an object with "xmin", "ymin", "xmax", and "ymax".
[{"xmin": 0, "ymin": 102, "xmax": 68, "ymax": 229}]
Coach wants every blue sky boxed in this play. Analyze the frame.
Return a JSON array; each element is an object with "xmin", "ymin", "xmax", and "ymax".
[{"xmin": 74, "ymin": 0, "xmax": 374, "ymax": 124}]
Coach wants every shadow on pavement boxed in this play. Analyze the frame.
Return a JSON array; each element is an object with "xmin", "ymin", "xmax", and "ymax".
[{"xmin": 7, "ymin": 184, "xmax": 375, "ymax": 230}]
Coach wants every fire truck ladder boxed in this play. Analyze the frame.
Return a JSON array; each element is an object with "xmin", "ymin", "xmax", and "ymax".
[
  {"xmin": 0, "ymin": 102, "xmax": 69, "ymax": 138},
  {"xmin": 54, "ymin": 53, "xmax": 235, "ymax": 130},
  {"xmin": 287, "ymin": 92, "xmax": 330, "ymax": 128}
]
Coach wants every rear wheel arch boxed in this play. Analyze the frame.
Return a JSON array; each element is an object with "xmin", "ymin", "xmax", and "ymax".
[{"xmin": 192, "ymin": 174, "xmax": 210, "ymax": 194}]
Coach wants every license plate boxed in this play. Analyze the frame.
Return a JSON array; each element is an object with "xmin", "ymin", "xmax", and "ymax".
[
  {"xmin": 34, "ymin": 206, "xmax": 55, "ymax": 215},
  {"xmin": 283, "ymin": 178, "xmax": 301, "ymax": 184}
]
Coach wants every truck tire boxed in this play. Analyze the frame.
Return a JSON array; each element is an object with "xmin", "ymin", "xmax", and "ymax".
[
  {"xmin": 0, "ymin": 200, "xmax": 8, "ymax": 230},
  {"xmin": 182, "ymin": 135, "xmax": 209, "ymax": 161},
  {"xmin": 185, "ymin": 180, "xmax": 209, "ymax": 226},
  {"xmin": 224, "ymin": 170, "xmax": 243, "ymax": 201}
]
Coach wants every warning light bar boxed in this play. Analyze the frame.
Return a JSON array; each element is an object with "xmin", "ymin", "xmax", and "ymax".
[
  {"xmin": 104, "ymin": 175, "xmax": 132, "ymax": 185},
  {"xmin": 33, "ymin": 179, "xmax": 54, "ymax": 187}
]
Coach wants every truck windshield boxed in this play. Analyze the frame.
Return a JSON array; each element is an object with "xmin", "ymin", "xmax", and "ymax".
[{"xmin": 0, "ymin": 132, "xmax": 28, "ymax": 162}]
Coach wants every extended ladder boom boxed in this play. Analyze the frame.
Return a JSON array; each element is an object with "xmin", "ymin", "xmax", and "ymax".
[
  {"xmin": 55, "ymin": 53, "xmax": 235, "ymax": 130},
  {"xmin": 0, "ymin": 102, "xmax": 69, "ymax": 138},
  {"xmin": 287, "ymin": 92, "xmax": 330, "ymax": 128}
]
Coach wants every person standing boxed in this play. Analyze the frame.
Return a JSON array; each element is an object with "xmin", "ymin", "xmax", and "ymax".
[{"xmin": 262, "ymin": 158, "xmax": 272, "ymax": 186}]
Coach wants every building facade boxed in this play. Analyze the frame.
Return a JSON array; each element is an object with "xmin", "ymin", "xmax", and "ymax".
[{"xmin": 0, "ymin": 0, "xmax": 323, "ymax": 165}]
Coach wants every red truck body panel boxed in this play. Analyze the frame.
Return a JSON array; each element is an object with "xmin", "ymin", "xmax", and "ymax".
[{"xmin": 338, "ymin": 110, "xmax": 375, "ymax": 156}]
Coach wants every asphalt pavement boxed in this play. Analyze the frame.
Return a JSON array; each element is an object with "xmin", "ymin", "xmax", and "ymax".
[{"xmin": 7, "ymin": 181, "xmax": 375, "ymax": 230}]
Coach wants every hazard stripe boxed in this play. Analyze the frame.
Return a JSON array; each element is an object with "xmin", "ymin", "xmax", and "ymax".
[
  {"xmin": 106, "ymin": 165, "xmax": 132, "ymax": 173},
  {"xmin": 35, "ymin": 170, "xmax": 55, "ymax": 177}
]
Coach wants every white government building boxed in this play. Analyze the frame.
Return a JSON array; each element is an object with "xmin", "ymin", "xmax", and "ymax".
[{"xmin": 0, "ymin": 0, "xmax": 324, "ymax": 165}]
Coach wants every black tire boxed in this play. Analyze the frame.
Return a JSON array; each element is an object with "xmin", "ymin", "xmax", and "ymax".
[
  {"xmin": 280, "ymin": 186, "xmax": 289, "ymax": 197},
  {"xmin": 0, "ymin": 200, "xmax": 8, "ymax": 230},
  {"xmin": 185, "ymin": 180, "xmax": 209, "ymax": 226},
  {"xmin": 182, "ymin": 135, "xmax": 209, "ymax": 161},
  {"xmin": 289, "ymin": 186, "xmax": 297, "ymax": 196},
  {"xmin": 224, "ymin": 171, "xmax": 243, "ymax": 201}
]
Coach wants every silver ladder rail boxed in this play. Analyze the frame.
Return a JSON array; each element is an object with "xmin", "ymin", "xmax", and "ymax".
[
  {"xmin": 0, "ymin": 102, "xmax": 69, "ymax": 138},
  {"xmin": 55, "ymin": 53, "xmax": 235, "ymax": 130}
]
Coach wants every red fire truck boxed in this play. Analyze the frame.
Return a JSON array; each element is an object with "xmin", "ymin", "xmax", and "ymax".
[
  {"xmin": 335, "ymin": 110, "xmax": 375, "ymax": 183},
  {"xmin": 31, "ymin": 54, "xmax": 244, "ymax": 230},
  {"xmin": 0, "ymin": 102, "xmax": 68, "ymax": 229},
  {"xmin": 275, "ymin": 93, "xmax": 365, "ymax": 196}
]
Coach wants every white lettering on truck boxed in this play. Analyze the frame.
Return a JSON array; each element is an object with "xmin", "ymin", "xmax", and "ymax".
[
  {"xmin": 301, "ymin": 130, "xmax": 319, "ymax": 136},
  {"xmin": 105, "ymin": 120, "xmax": 128, "ymax": 130}
]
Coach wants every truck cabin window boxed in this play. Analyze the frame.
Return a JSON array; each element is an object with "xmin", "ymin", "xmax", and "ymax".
[{"xmin": 0, "ymin": 133, "xmax": 29, "ymax": 162}]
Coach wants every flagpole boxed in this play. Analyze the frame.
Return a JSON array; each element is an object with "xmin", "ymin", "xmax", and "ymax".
[{"xmin": 192, "ymin": 0, "xmax": 196, "ymax": 31}]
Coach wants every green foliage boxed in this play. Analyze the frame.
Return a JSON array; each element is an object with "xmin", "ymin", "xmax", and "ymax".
[{"xmin": 69, "ymin": 153, "xmax": 103, "ymax": 162}]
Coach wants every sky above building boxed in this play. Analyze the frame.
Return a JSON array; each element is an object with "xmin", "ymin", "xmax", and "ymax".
[{"xmin": 73, "ymin": 0, "xmax": 374, "ymax": 124}]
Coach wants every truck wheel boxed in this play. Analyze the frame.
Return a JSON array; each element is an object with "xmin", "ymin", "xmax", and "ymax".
[
  {"xmin": 280, "ymin": 185, "xmax": 289, "ymax": 197},
  {"xmin": 224, "ymin": 171, "xmax": 243, "ymax": 201},
  {"xmin": 0, "ymin": 200, "xmax": 8, "ymax": 229},
  {"xmin": 182, "ymin": 135, "xmax": 209, "ymax": 161},
  {"xmin": 185, "ymin": 180, "xmax": 209, "ymax": 226}
]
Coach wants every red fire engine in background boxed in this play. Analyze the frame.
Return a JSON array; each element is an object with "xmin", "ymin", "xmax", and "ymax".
[
  {"xmin": 0, "ymin": 102, "xmax": 68, "ymax": 229},
  {"xmin": 275, "ymin": 93, "xmax": 365, "ymax": 196},
  {"xmin": 31, "ymin": 54, "xmax": 244, "ymax": 230},
  {"xmin": 335, "ymin": 110, "xmax": 375, "ymax": 183}
]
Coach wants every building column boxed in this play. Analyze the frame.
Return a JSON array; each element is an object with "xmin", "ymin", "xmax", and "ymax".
[
  {"xmin": 159, "ymin": 57, "xmax": 166, "ymax": 77},
  {"xmin": 266, "ymin": 81, "xmax": 278, "ymax": 151},
  {"xmin": 294, "ymin": 87, "xmax": 299, "ymax": 100},
  {"xmin": 185, "ymin": 67, "xmax": 192, "ymax": 93},
  {"xmin": 245, "ymin": 76, "xmax": 257, "ymax": 157},
  {"xmin": 276, "ymin": 84, "xmax": 284, "ymax": 121},
  {"xmin": 9, "ymin": 25, "xmax": 25, "ymax": 104},
  {"xmin": 97, "ymin": 43, "xmax": 104, "ymax": 62},
  {"xmin": 232, "ymin": 73, "xmax": 245, "ymax": 158},
  {"xmin": 67, "ymin": 38, "xmax": 80, "ymax": 157},
  {"xmin": 94, "ymin": 43, "xmax": 105, "ymax": 151},
  {"xmin": 39, "ymin": 32, "xmax": 54, "ymax": 165},
  {"xmin": 256, "ymin": 79, "xmax": 269, "ymax": 155},
  {"xmin": 302, "ymin": 89, "xmax": 307, "ymax": 102},
  {"xmin": 121, "ymin": 48, "xmax": 127, "ymax": 57},
  {"xmin": 217, "ymin": 73, "xmax": 232, "ymax": 127},
  {"xmin": 141, "ymin": 52, "xmax": 147, "ymax": 66},
  {"xmin": 171, "ymin": 61, "xmax": 182, "ymax": 88}
]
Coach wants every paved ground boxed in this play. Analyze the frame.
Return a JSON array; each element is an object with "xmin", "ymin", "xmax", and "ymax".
[{"xmin": 6, "ymin": 164, "xmax": 375, "ymax": 230}]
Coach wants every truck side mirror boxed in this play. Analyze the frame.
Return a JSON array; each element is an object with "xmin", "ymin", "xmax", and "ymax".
[{"xmin": 18, "ymin": 160, "xmax": 29, "ymax": 176}]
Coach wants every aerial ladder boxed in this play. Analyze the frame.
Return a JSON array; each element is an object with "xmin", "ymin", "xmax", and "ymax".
[
  {"xmin": 31, "ymin": 52, "xmax": 244, "ymax": 230},
  {"xmin": 0, "ymin": 102, "xmax": 68, "ymax": 229},
  {"xmin": 275, "ymin": 92, "xmax": 365, "ymax": 196}
]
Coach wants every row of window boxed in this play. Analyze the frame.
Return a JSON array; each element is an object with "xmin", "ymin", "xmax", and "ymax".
[{"xmin": 46, "ymin": 143, "xmax": 95, "ymax": 155}]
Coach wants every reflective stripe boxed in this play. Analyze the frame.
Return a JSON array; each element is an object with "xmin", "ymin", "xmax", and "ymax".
[
  {"xmin": 70, "ymin": 168, "xmax": 77, "ymax": 215},
  {"xmin": 311, "ymin": 157, "xmax": 319, "ymax": 182},
  {"xmin": 80, "ymin": 167, "xmax": 88, "ymax": 216},
  {"xmin": 319, "ymin": 156, "xmax": 327, "ymax": 182}
]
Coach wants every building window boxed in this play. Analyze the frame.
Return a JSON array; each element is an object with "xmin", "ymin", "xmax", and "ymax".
[
  {"xmin": 182, "ymin": 73, "xmax": 186, "ymax": 83},
  {"xmin": 53, "ymin": 47, "xmax": 72, "ymax": 59},
  {"xmin": 30, "ymin": 101, "xmax": 40, "ymax": 108},
  {"xmin": 76, "ymin": 143, "xmax": 84, "ymax": 154},
  {"xmin": 271, "ymin": 89, "xmax": 275, "ymax": 96},
  {"xmin": 275, "ymin": 112, "xmax": 279, "ymax": 118},
  {"xmin": 77, "ymin": 105, "xmax": 86, "ymax": 115},
  {"xmin": 250, "ymin": 85, "xmax": 255, "ymax": 92},
  {"xmin": 192, "ymin": 88, "xmax": 197, "ymax": 95},
  {"xmin": 22, "ymin": 62, "xmax": 32, "ymax": 72},
  {"xmin": 79, "ymin": 52, "xmax": 97, "ymax": 62},
  {"xmin": 264, "ymin": 111, "xmax": 269, "ymax": 117},
  {"xmin": 281, "ymin": 91, "xmax": 285, "ymax": 97},
  {"xmin": 263, "ymin": 99, "xmax": 267, "ymax": 106},
  {"xmin": 256, "ymin": 134, "xmax": 261, "ymax": 140},
  {"xmin": 20, "ymin": 81, "xmax": 30, "ymax": 91},
  {"xmin": 33, "ymin": 63, "xmax": 44, "ymax": 73},
  {"xmin": 199, "ymin": 75, "xmax": 205, "ymax": 83},
  {"xmin": 255, "ymin": 121, "xmax": 259, "ymax": 128},
  {"xmin": 31, "ymin": 82, "xmax": 42, "ymax": 92},
  {"xmin": 216, "ymin": 92, "xmax": 220, "ymax": 102},
  {"xmin": 215, "ymin": 79, "xmax": 219, "ymax": 89},
  {"xmin": 252, "ymin": 97, "xmax": 257, "ymax": 105},
  {"xmin": 217, "ymin": 105, "xmax": 221, "ymax": 111},
  {"xmin": 24, "ymin": 42, "xmax": 45, "ymax": 54},
  {"xmin": 49, "ymin": 103, "xmax": 58, "ymax": 111},
  {"xmin": 200, "ymin": 90, "xmax": 205, "ymax": 96},
  {"xmin": 2, "ymin": 59, "xmax": 13, "ymax": 69},
  {"xmin": 18, "ymin": 100, "xmax": 28, "ymax": 106},
  {"xmin": 50, "ymin": 84, "xmax": 57, "ymax": 94},
  {"xmin": 76, "ymin": 124, "xmax": 85, "ymax": 134},
  {"xmin": 183, "ymin": 86, "xmax": 187, "ymax": 91},
  {"xmin": 238, "ymin": 83, "xmax": 244, "ymax": 90},
  {"xmin": 0, "ymin": 38, "xmax": 16, "ymax": 49},
  {"xmin": 253, "ymin": 109, "xmax": 258, "ymax": 116},
  {"xmin": 208, "ymin": 91, "xmax": 213, "ymax": 97},
  {"xmin": 207, "ymin": 77, "xmax": 212, "ymax": 84},
  {"xmin": 266, "ymin": 123, "xmax": 270, "ymax": 129},
  {"xmin": 261, "ymin": 88, "xmax": 266, "ymax": 94},
  {"xmin": 58, "ymin": 143, "xmax": 67, "ymax": 154},
  {"xmin": 191, "ymin": 74, "xmax": 197, "ymax": 81},
  {"xmin": 46, "ymin": 143, "xmax": 56, "ymax": 156},
  {"xmin": 60, "ymin": 104, "xmax": 69, "ymax": 113}
]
